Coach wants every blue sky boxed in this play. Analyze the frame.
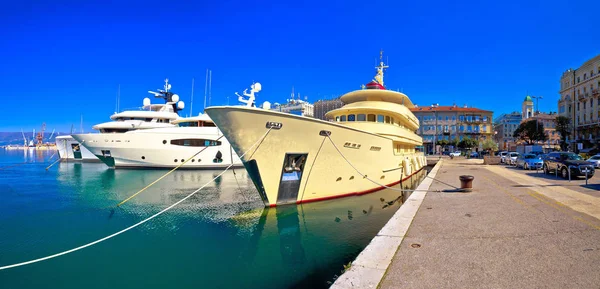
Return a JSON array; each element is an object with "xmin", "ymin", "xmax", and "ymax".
[{"xmin": 1, "ymin": 0, "xmax": 599, "ymax": 132}]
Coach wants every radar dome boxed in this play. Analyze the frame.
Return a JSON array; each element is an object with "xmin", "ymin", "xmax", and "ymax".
[
  {"xmin": 262, "ymin": 101, "xmax": 271, "ymax": 110},
  {"xmin": 143, "ymin": 97, "xmax": 151, "ymax": 106},
  {"xmin": 177, "ymin": 101, "xmax": 185, "ymax": 110},
  {"xmin": 172, "ymin": 94, "xmax": 180, "ymax": 102},
  {"xmin": 253, "ymin": 82, "xmax": 262, "ymax": 92}
]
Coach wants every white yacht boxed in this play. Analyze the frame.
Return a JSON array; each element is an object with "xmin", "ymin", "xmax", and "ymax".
[
  {"xmin": 72, "ymin": 114, "xmax": 243, "ymax": 169},
  {"xmin": 58, "ymin": 79, "xmax": 184, "ymax": 162},
  {"xmin": 56, "ymin": 135, "xmax": 97, "ymax": 162}
]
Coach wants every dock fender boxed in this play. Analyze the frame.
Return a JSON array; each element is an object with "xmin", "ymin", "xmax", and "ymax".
[{"xmin": 403, "ymin": 158, "xmax": 412, "ymax": 176}]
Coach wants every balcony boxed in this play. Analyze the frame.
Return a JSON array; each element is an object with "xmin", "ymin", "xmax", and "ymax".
[
  {"xmin": 578, "ymin": 94, "xmax": 585, "ymax": 100},
  {"xmin": 593, "ymin": 89, "xmax": 599, "ymax": 96}
]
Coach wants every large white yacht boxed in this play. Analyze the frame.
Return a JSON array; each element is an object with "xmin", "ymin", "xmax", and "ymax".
[
  {"xmin": 72, "ymin": 114, "xmax": 243, "ymax": 169},
  {"xmin": 58, "ymin": 79, "xmax": 183, "ymax": 161},
  {"xmin": 56, "ymin": 135, "xmax": 97, "ymax": 162},
  {"xmin": 205, "ymin": 53, "xmax": 426, "ymax": 207}
]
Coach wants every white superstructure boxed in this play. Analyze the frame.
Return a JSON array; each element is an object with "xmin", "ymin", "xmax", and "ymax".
[
  {"xmin": 72, "ymin": 114, "xmax": 242, "ymax": 169},
  {"xmin": 57, "ymin": 79, "xmax": 185, "ymax": 161}
]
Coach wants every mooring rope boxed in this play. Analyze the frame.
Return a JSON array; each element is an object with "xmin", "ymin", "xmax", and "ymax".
[
  {"xmin": 0, "ymin": 127, "xmax": 272, "ymax": 271},
  {"xmin": 116, "ymin": 134, "xmax": 225, "ymax": 207},
  {"xmin": 325, "ymin": 135, "xmax": 447, "ymax": 193}
]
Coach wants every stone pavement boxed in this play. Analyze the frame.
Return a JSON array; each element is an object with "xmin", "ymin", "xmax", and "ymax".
[{"xmin": 378, "ymin": 158, "xmax": 600, "ymax": 289}]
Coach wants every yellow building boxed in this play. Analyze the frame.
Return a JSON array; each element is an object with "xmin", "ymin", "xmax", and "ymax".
[
  {"xmin": 558, "ymin": 54, "xmax": 600, "ymax": 148},
  {"xmin": 411, "ymin": 104, "xmax": 493, "ymax": 153}
]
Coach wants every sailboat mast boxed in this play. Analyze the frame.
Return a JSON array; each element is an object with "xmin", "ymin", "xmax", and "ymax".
[
  {"xmin": 203, "ymin": 69, "xmax": 208, "ymax": 110},
  {"xmin": 190, "ymin": 78, "xmax": 195, "ymax": 116},
  {"xmin": 208, "ymin": 70, "xmax": 212, "ymax": 107}
]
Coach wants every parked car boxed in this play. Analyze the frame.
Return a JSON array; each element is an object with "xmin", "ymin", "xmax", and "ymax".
[
  {"xmin": 515, "ymin": 154, "xmax": 543, "ymax": 170},
  {"xmin": 469, "ymin": 151, "xmax": 479, "ymax": 158},
  {"xmin": 450, "ymin": 151, "xmax": 461, "ymax": 157},
  {"xmin": 507, "ymin": 152, "xmax": 519, "ymax": 165},
  {"xmin": 499, "ymin": 151, "xmax": 509, "ymax": 163},
  {"xmin": 543, "ymin": 152, "xmax": 595, "ymax": 179},
  {"xmin": 586, "ymin": 155, "xmax": 600, "ymax": 168},
  {"xmin": 529, "ymin": 151, "xmax": 544, "ymax": 157}
]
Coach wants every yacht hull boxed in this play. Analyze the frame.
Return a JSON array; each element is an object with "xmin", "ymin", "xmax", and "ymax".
[
  {"xmin": 55, "ymin": 136, "xmax": 99, "ymax": 162},
  {"xmin": 205, "ymin": 106, "xmax": 426, "ymax": 207},
  {"xmin": 72, "ymin": 128, "xmax": 243, "ymax": 169}
]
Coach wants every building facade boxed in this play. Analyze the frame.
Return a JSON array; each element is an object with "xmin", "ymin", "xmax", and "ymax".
[
  {"xmin": 313, "ymin": 98, "xmax": 344, "ymax": 120},
  {"xmin": 493, "ymin": 112, "xmax": 522, "ymax": 150},
  {"xmin": 410, "ymin": 105, "xmax": 493, "ymax": 154},
  {"xmin": 558, "ymin": 54, "xmax": 600, "ymax": 149}
]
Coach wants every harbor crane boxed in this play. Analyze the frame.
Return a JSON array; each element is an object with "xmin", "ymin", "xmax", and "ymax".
[{"xmin": 36, "ymin": 123, "xmax": 46, "ymax": 146}]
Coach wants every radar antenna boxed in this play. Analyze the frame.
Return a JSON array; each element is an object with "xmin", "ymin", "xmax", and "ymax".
[
  {"xmin": 236, "ymin": 82, "xmax": 262, "ymax": 107},
  {"xmin": 374, "ymin": 49, "xmax": 389, "ymax": 87}
]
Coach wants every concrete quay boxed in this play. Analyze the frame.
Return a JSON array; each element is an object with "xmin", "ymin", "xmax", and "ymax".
[{"xmin": 333, "ymin": 157, "xmax": 600, "ymax": 289}]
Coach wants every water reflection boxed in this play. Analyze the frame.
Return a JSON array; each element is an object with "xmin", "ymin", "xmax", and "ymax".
[{"xmin": 3, "ymin": 148, "xmax": 427, "ymax": 289}]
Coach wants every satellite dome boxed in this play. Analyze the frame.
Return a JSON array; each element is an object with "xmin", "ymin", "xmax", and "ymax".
[
  {"xmin": 177, "ymin": 101, "xmax": 185, "ymax": 109},
  {"xmin": 143, "ymin": 97, "xmax": 151, "ymax": 106},
  {"xmin": 262, "ymin": 101, "xmax": 271, "ymax": 110},
  {"xmin": 172, "ymin": 94, "xmax": 180, "ymax": 102}
]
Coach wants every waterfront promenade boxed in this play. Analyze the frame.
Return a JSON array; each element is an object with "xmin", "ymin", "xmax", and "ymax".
[{"xmin": 334, "ymin": 157, "xmax": 600, "ymax": 288}]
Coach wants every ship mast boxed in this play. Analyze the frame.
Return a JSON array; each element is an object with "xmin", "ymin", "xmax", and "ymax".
[{"xmin": 374, "ymin": 50, "xmax": 389, "ymax": 87}]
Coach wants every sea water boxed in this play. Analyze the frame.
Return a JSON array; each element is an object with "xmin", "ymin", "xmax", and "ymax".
[{"xmin": 0, "ymin": 148, "xmax": 426, "ymax": 288}]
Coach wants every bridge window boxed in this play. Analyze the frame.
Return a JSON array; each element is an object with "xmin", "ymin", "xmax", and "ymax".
[
  {"xmin": 377, "ymin": 115, "xmax": 384, "ymax": 123},
  {"xmin": 170, "ymin": 139, "xmax": 222, "ymax": 147},
  {"xmin": 367, "ymin": 114, "xmax": 376, "ymax": 122},
  {"xmin": 385, "ymin": 116, "xmax": 390, "ymax": 123},
  {"xmin": 340, "ymin": 115, "xmax": 346, "ymax": 122},
  {"xmin": 357, "ymin": 114, "xmax": 366, "ymax": 121},
  {"xmin": 348, "ymin": 114, "xmax": 356, "ymax": 121},
  {"xmin": 178, "ymin": 121, "xmax": 199, "ymax": 127}
]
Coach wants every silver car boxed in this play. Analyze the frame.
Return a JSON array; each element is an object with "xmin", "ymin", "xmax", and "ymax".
[{"xmin": 586, "ymin": 155, "xmax": 600, "ymax": 168}]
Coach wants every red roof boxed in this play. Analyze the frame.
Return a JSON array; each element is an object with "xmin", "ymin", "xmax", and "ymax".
[
  {"xmin": 410, "ymin": 105, "xmax": 492, "ymax": 113},
  {"xmin": 365, "ymin": 81, "xmax": 385, "ymax": 90}
]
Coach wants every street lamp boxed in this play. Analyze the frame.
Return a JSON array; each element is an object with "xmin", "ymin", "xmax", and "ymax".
[{"xmin": 531, "ymin": 95, "xmax": 543, "ymax": 142}]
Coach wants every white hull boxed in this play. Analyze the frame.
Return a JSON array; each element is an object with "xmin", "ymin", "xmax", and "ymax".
[
  {"xmin": 72, "ymin": 127, "xmax": 242, "ymax": 169},
  {"xmin": 55, "ymin": 135, "xmax": 98, "ymax": 161},
  {"xmin": 206, "ymin": 106, "xmax": 426, "ymax": 207}
]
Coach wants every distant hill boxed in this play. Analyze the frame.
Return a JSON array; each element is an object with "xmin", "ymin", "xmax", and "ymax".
[{"xmin": 0, "ymin": 132, "xmax": 70, "ymax": 146}]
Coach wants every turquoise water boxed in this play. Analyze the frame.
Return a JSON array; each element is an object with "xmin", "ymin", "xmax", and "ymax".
[{"xmin": 0, "ymin": 148, "xmax": 426, "ymax": 288}]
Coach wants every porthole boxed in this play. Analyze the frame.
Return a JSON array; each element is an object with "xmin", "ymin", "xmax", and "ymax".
[
  {"xmin": 181, "ymin": 159, "xmax": 185, "ymax": 163},
  {"xmin": 191, "ymin": 159, "xmax": 195, "ymax": 162},
  {"xmin": 163, "ymin": 140, "xmax": 167, "ymax": 144},
  {"xmin": 349, "ymin": 176, "xmax": 354, "ymax": 180},
  {"xmin": 141, "ymin": 156, "xmax": 145, "ymax": 160},
  {"xmin": 198, "ymin": 159, "xmax": 201, "ymax": 162},
  {"xmin": 336, "ymin": 177, "xmax": 342, "ymax": 182},
  {"xmin": 174, "ymin": 159, "xmax": 178, "ymax": 162}
]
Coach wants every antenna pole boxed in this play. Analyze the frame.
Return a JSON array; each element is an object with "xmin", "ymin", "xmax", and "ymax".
[
  {"xmin": 208, "ymin": 70, "xmax": 212, "ymax": 106},
  {"xmin": 203, "ymin": 69, "xmax": 208, "ymax": 110},
  {"xmin": 190, "ymin": 78, "xmax": 195, "ymax": 116},
  {"xmin": 117, "ymin": 84, "xmax": 120, "ymax": 112},
  {"xmin": 80, "ymin": 114, "xmax": 83, "ymax": 133}
]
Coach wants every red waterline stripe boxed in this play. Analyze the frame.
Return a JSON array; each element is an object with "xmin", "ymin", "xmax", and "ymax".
[{"xmin": 266, "ymin": 167, "xmax": 425, "ymax": 207}]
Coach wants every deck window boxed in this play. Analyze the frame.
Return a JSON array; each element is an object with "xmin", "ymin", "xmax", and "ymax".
[
  {"xmin": 340, "ymin": 115, "xmax": 347, "ymax": 122},
  {"xmin": 367, "ymin": 114, "xmax": 376, "ymax": 122},
  {"xmin": 377, "ymin": 115, "xmax": 384, "ymax": 123},
  {"xmin": 335, "ymin": 116, "xmax": 340, "ymax": 121},
  {"xmin": 348, "ymin": 114, "xmax": 356, "ymax": 121},
  {"xmin": 357, "ymin": 114, "xmax": 366, "ymax": 121},
  {"xmin": 385, "ymin": 116, "xmax": 390, "ymax": 123},
  {"xmin": 178, "ymin": 121, "xmax": 199, "ymax": 127},
  {"xmin": 170, "ymin": 139, "xmax": 222, "ymax": 147}
]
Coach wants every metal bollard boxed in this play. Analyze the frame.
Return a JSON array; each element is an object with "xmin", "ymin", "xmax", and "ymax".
[
  {"xmin": 459, "ymin": 175, "xmax": 474, "ymax": 192},
  {"xmin": 585, "ymin": 169, "xmax": 588, "ymax": 185}
]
